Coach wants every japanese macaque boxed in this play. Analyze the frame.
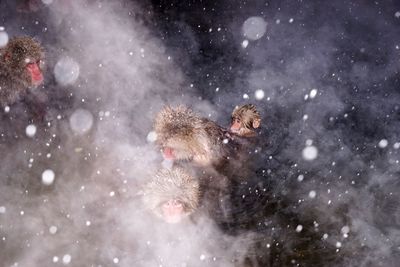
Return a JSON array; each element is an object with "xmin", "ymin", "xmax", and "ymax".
[
  {"xmin": 154, "ymin": 105, "xmax": 238, "ymax": 166},
  {"xmin": 230, "ymin": 104, "xmax": 261, "ymax": 137},
  {"xmin": 143, "ymin": 167, "xmax": 200, "ymax": 224},
  {"xmin": 143, "ymin": 166, "xmax": 232, "ymax": 224},
  {"xmin": 0, "ymin": 36, "xmax": 45, "ymax": 106}
]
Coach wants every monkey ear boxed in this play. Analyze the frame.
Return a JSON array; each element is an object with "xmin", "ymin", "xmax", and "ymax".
[{"xmin": 252, "ymin": 118, "xmax": 261, "ymax": 129}]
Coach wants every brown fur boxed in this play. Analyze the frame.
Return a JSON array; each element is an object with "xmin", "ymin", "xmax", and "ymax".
[
  {"xmin": 143, "ymin": 167, "xmax": 200, "ymax": 220},
  {"xmin": 154, "ymin": 105, "xmax": 237, "ymax": 166},
  {"xmin": 0, "ymin": 36, "xmax": 44, "ymax": 106},
  {"xmin": 231, "ymin": 104, "xmax": 261, "ymax": 137}
]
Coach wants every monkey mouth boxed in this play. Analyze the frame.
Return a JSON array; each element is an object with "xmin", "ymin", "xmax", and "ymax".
[{"xmin": 230, "ymin": 127, "xmax": 240, "ymax": 133}]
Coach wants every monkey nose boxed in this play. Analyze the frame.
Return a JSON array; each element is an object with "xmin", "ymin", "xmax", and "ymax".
[{"xmin": 163, "ymin": 147, "xmax": 174, "ymax": 159}]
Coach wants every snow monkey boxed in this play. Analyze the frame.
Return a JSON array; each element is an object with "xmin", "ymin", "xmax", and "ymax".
[
  {"xmin": 154, "ymin": 105, "xmax": 240, "ymax": 167},
  {"xmin": 230, "ymin": 104, "xmax": 261, "ymax": 137},
  {"xmin": 143, "ymin": 167, "xmax": 201, "ymax": 224},
  {"xmin": 143, "ymin": 166, "xmax": 233, "ymax": 224},
  {"xmin": 0, "ymin": 36, "xmax": 45, "ymax": 106}
]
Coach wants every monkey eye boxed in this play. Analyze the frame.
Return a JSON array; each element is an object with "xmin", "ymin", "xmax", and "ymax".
[{"xmin": 232, "ymin": 117, "xmax": 240, "ymax": 123}]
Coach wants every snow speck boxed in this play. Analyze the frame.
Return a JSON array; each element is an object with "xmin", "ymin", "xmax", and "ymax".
[
  {"xmin": 242, "ymin": 16, "xmax": 267, "ymax": 40},
  {"xmin": 62, "ymin": 254, "xmax": 71, "ymax": 264},
  {"xmin": 335, "ymin": 242, "xmax": 342, "ymax": 248},
  {"xmin": 303, "ymin": 114, "xmax": 308, "ymax": 121},
  {"xmin": 309, "ymin": 89, "xmax": 318, "ymax": 99},
  {"xmin": 113, "ymin": 257, "xmax": 119, "ymax": 264},
  {"xmin": 42, "ymin": 169, "xmax": 55, "ymax": 185},
  {"xmin": 53, "ymin": 256, "xmax": 59, "ymax": 263},
  {"xmin": 302, "ymin": 145, "xmax": 318, "ymax": 161},
  {"xmin": 86, "ymin": 221, "xmax": 91, "ymax": 226},
  {"xmin": 393, "ymin": 142, "xmax": 400, "ymax": 149},
  {"xmin": 308, "ymin": 190, "xmax": 317, "ymax": 199},
  {"xmin": 341, "ymin": 226, "xmax": 350, "ymax": 237},
  {"xmin": 295, "ymin": 225, "xmax": 303, "ymax": 232},
  {"xmin": 25, "ymin": 124, "xmax": 37, "ymax": 138},
  {"xmin": 323, "ymin": 233, "xmax": 328, "ymax": 239},
  {"xmin": 305, "ymin": 139, "xmax": 313, "ymax": 146},
  {"xmin": 49, "ymin": 226, "xmax": 57, "ymax": 234},
  {"xmin": 243, "ymin": 93, "xmax": 249, "ymax": 99},
  {"xmin": 4, "ymin": 106, "xmax": 10, "ymax": 113},
  {"xmin": 255, "ymin": 89, "xmax": 265, "ymax": 100},
  {"xmin": 200, "ymin": 254, "xmax": 206, "ymax": 261},
  {"xmin": 289, "ymin": 18, "xmax": 294, "ymax": 23},
  {"xmin": 222, "ymin": 138, "xmax": 229, "ymax": 144},
  {"xmin": 395, "ymin": 11, "xmax": 400, "ymax": 18},
  {"xmin": 241, "ymin": 40, "xmax": 249, "ymax": 48},
  {"xmin": 69, "ymin": 109, "xmax": 94, "ymax": 135},
  {"xmin": 297, "ymin": 174, "xmax": 304, "ymax": 182},
  {"xmin": 109, "ymin": 191, "xmax": 115, "ymax": 197},
  {"xmin": 0, "ymin": 31, "xmax": 9, "ymax": 48},
  {"xmin": 378, "ymin": 139, "xmax": 388, "ymax": 148},
  {"xmin": 0, "ymin": 206, "xmax": 6, "ymax": 214},
  {"xmin": 54, "ymin": 57, "xmax": 80, "ymax": 86},
  {"xmin": 146, "ymin": 131, "xmax": 157, "ymax": 143}
]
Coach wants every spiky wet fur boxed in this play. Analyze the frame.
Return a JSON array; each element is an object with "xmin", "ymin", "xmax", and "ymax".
[
  {"xmin": 0, "ymin": 36, "xmax": 44, "ymax": 106},
  {"xmin": 143, "ymin": 167, "xmax": 200, "ymax": 219}
]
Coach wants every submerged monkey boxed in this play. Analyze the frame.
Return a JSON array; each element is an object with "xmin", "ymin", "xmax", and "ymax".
[
  {"xmin": 230, "ymin": 104, "xmax": 261, "ymax": 137},
  {"xmin": 143, "ymin": 167, "xmax": 201, "ymax": 224},
  {"xmin": 143, "ymin": 166, "xmax": 232, "ymax": 224},
  {"xmin": 0, "ymin": 36, "xmax": 45, "ymax": 106}
]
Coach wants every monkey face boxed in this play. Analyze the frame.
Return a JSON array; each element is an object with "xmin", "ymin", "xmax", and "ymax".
[
  {"xmin": 230, "ymin": 117, "xmax": 242, "ymax": 133},
  {"xmin": 160, "ymin": 199, "xmax": 186, "ymax": 223},
  {"xmin": 25, "ymin": 58, "xmax": 44, "ymax": 87},
  {"xmin": 3, "ymin": 37, "xmax": 45, "ymax": 88},
  {"xmin": 162, "ymin": 139, "xmax": 195, "ymax": 161},
  {"xmin": 162, "ymin": 136, "xmax": 211, "ymax": 166},
  {"xmin": 143, "ymin": 168, "xmax": 200, "ymax": 224}
]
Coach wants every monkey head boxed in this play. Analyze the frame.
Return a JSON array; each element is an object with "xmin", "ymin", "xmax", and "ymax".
[
  {"xmin": 143, "ymin": 168, "xmax": 200, "ymax": 224},
  {"xmin": 2, "ymin": 36, "xmax": 45, "ymax": 88},
  {"xmin": 230, "ymin": 104, "xmax": 261, "ymax": 137},
  {"xmin": 154, "ymin": 105, "xmax": 213, "ymax": 165}
]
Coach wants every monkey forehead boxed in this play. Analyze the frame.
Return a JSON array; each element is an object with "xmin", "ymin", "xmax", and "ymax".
[
  {"xmin": 8, "ymin": 36, "xmax": 44, "ymax": 60},
  {"xmin": 155, "ymin": 106, "xmax": 200, "ymax": 128}
]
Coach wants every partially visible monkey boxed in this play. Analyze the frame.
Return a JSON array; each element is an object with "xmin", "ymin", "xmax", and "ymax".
[
  {"xmin": 143, "ymin": 167, "xmax": 201, "ymax": 224},
  {"xmin": 230, "ymin": 104, "xmax": 261, "ymax": 137},
  {"xmin": 143, "ymin": 166, "xmax": 232, "ymax": 224},
  {"xmin": 154, "ymin": 105, "xmax": 240, "ymax": 167},
  {"xmin": 0, "ymin": 36, "xmax": 45, "ymax": 107}
]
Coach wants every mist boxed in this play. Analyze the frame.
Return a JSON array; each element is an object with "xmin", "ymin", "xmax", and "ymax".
[{"xmin": 1, "ymin": 0, "xmax": 400, "ymax": 266}]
